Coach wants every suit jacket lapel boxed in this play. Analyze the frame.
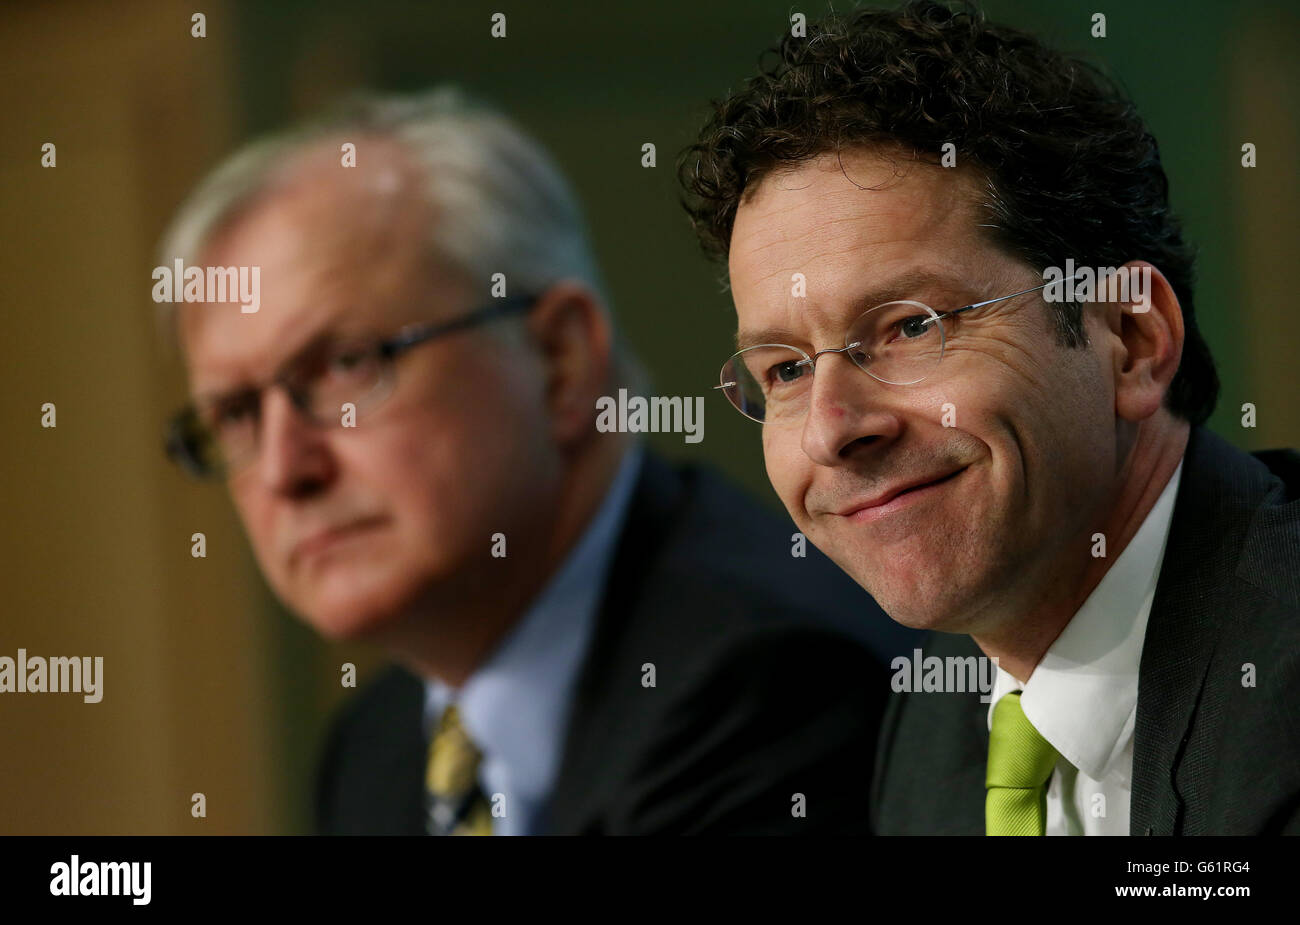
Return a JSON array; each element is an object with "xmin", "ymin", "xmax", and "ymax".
[
  {"xmin": 1131, "ymin": 427, "xmax": 1276, "ymax": 834},
  {"xmin": 544, "ymin": 452, "xmax": 686, "ymax": 832},
  {"xmin": 872, "ymin": 630, "xmax": 989, "ymax": 834}
]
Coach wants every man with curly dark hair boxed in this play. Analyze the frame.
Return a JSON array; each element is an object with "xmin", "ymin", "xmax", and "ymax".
[{"xmin": 680, "ymin": 0, "xmax": 1299, "ymax": 835}]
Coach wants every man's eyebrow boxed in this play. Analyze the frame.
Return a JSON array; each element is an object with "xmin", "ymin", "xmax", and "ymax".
[
  {"xmin": 192, "ymin": 328, "xmax": 343, "ymax": 405},
  {"xmin": 734, "ymin": 268, "xmax": 970, "ymax": 349}
]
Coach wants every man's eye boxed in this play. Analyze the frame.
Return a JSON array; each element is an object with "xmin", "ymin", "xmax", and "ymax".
[
  {"xmin": 210, "ymin": 397, "xmax": 256, "ymax": 431},
  {"xmin": 767, "ymin": 360, "xmax": 807, "ymax": 386},
  {"xmin": 882, "ymin": 315, "xmax": 933, "ymax": 344},
  {"xmin": 899, "ymin": 316, "xmax": 931, "ymax": 338},
  {"xmin": 899, "ymin": 315, "xmax": 930, "ymax": 337},
  {"xmin": 326, "ymin": 350, "xmax": 372, "ymax": 379}
]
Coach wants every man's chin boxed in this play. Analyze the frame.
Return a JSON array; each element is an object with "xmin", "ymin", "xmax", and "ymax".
[
  {"xmin": 845, "ymin": 565, "xmax": 973, "ymax": 633},
  {"xmin": 288, "ymin": 550, "xmax": 424, "ymax": 626},
  {"xmin": 298, "ymin": 601, "xmax": 407, "ymax": 642},
  {"xmin": 876, "ymin": 602, "xmax": 963, "ymax": 633},
  {"xmin": 287, "ymin": 575, "xmax": 417, "ymax": 642}
]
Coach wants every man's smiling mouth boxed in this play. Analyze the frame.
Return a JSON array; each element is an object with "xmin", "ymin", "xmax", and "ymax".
[{"xmin": 833, "ymin": 466, "xmax": 968, "ymax": 523}]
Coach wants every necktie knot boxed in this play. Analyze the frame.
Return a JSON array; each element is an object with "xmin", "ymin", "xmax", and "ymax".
[
  {"xmin": 426, "ymin": 703, "xmax": 483, "ymax": 797},
  {"xmin": 986, "ymin": 690, "xmax": 1060, "ymax": 836},
  {"xmin": 425, "ymin": 703, "xmax": 493, "ymax": 836}
]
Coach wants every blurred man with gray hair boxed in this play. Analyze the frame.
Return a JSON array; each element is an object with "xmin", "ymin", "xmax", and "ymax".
[{"xmin": 157, "ymin": 87, "xmax": 912, "ymax": 835}]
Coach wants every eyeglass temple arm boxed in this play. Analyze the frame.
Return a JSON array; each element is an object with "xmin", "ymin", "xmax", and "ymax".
[
  {"xmin": 939, "ymin": 272, "xmax": 1084, "ymax": 321},
  {"xmin": 715, "ymin": 271, "xmax": 1087, "ymax": 386},
  {"xmin": 382, "ymin": 295, "xmax": 537, "ymax": 355}
]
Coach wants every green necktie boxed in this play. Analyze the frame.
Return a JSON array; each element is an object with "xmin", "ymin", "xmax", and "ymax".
[{"xmin": 986, "ymin": 691, "xmax": 1060, "ymax": 836}]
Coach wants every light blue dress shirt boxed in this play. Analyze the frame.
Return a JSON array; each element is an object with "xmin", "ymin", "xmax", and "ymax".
[{"xmin": 422, "ymin": 444, "xmax": 644, "ymax": 835}]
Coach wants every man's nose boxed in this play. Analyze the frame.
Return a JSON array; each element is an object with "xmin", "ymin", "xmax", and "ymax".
[
  {"xmin": 256, "ymin": 386, "xmax": 335, "ymax": 496},
  {"xmin": 799, "ymin": 352, "xmax": 901, "ymax": 466}
]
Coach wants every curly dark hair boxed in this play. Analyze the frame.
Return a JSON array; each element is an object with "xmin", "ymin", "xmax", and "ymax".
[{"xmin": 678, "ymin": 0, "xmax": 1218, "ymax": 425}]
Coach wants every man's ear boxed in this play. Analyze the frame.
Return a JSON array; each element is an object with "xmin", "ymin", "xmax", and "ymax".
[
  {"xmin": 1107, "ymin": 260, "xmax": 1184, "ymax": 423},
  {"xmin": 524, "ymin": 280, "xmax": 613, "ymax": 445}
]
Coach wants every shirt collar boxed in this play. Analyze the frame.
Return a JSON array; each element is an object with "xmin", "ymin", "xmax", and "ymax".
[
  {"xmin": 986, "ymin": 459, "xmax": 1184, "ymax": 783},
  {"xmin": 423, "ymin": 443, "xmax": 644, "ymax": 801}
]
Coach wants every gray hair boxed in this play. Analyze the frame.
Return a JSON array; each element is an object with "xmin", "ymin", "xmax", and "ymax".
[{"xmin": 155, "ymin": 86, "xmax": 622, "ymax": 357}]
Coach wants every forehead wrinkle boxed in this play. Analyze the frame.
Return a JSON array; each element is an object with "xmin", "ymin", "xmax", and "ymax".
[
  {"xmin": 734, "ymin": 264, "xmax": 979, "ymax": 351},
  {"xmin": 731, "ymin": 213, "xmax": 889, "ymax": 297},
  {"xmin": 730, "ymin": 153, "xmax": 996, "ymax": 353},
  {"xmin": 184, "ymin": 139, "xmax": 445, "ymax": 391},
  {"xmin": 734, "ymin": 181, "xmax": 963, "ymax": 291}
]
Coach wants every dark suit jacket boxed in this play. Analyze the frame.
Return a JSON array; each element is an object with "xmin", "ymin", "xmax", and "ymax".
[
  {"xmin": 316, "ymin": 451, "xmax": 920, "ymax": 834},
  {"xmin": 872, "ymin": 426, "xmax": 1300, "ymax": 835}
]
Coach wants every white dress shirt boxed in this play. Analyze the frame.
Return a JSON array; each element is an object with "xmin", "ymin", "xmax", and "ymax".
[{"xmin": 985, "ymin": 459, "xmax": 1184, "ymax": 835}]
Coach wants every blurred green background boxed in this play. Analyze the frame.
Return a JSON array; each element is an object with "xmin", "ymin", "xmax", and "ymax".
[{"xmin": 2, "ymin": 0, "xmax": 1296, "ymax": 834}]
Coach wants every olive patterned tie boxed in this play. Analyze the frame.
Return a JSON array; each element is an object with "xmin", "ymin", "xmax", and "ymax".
[{"xmin": 425, "ymin": 703, "xmax": 493, "ymax": 836}]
